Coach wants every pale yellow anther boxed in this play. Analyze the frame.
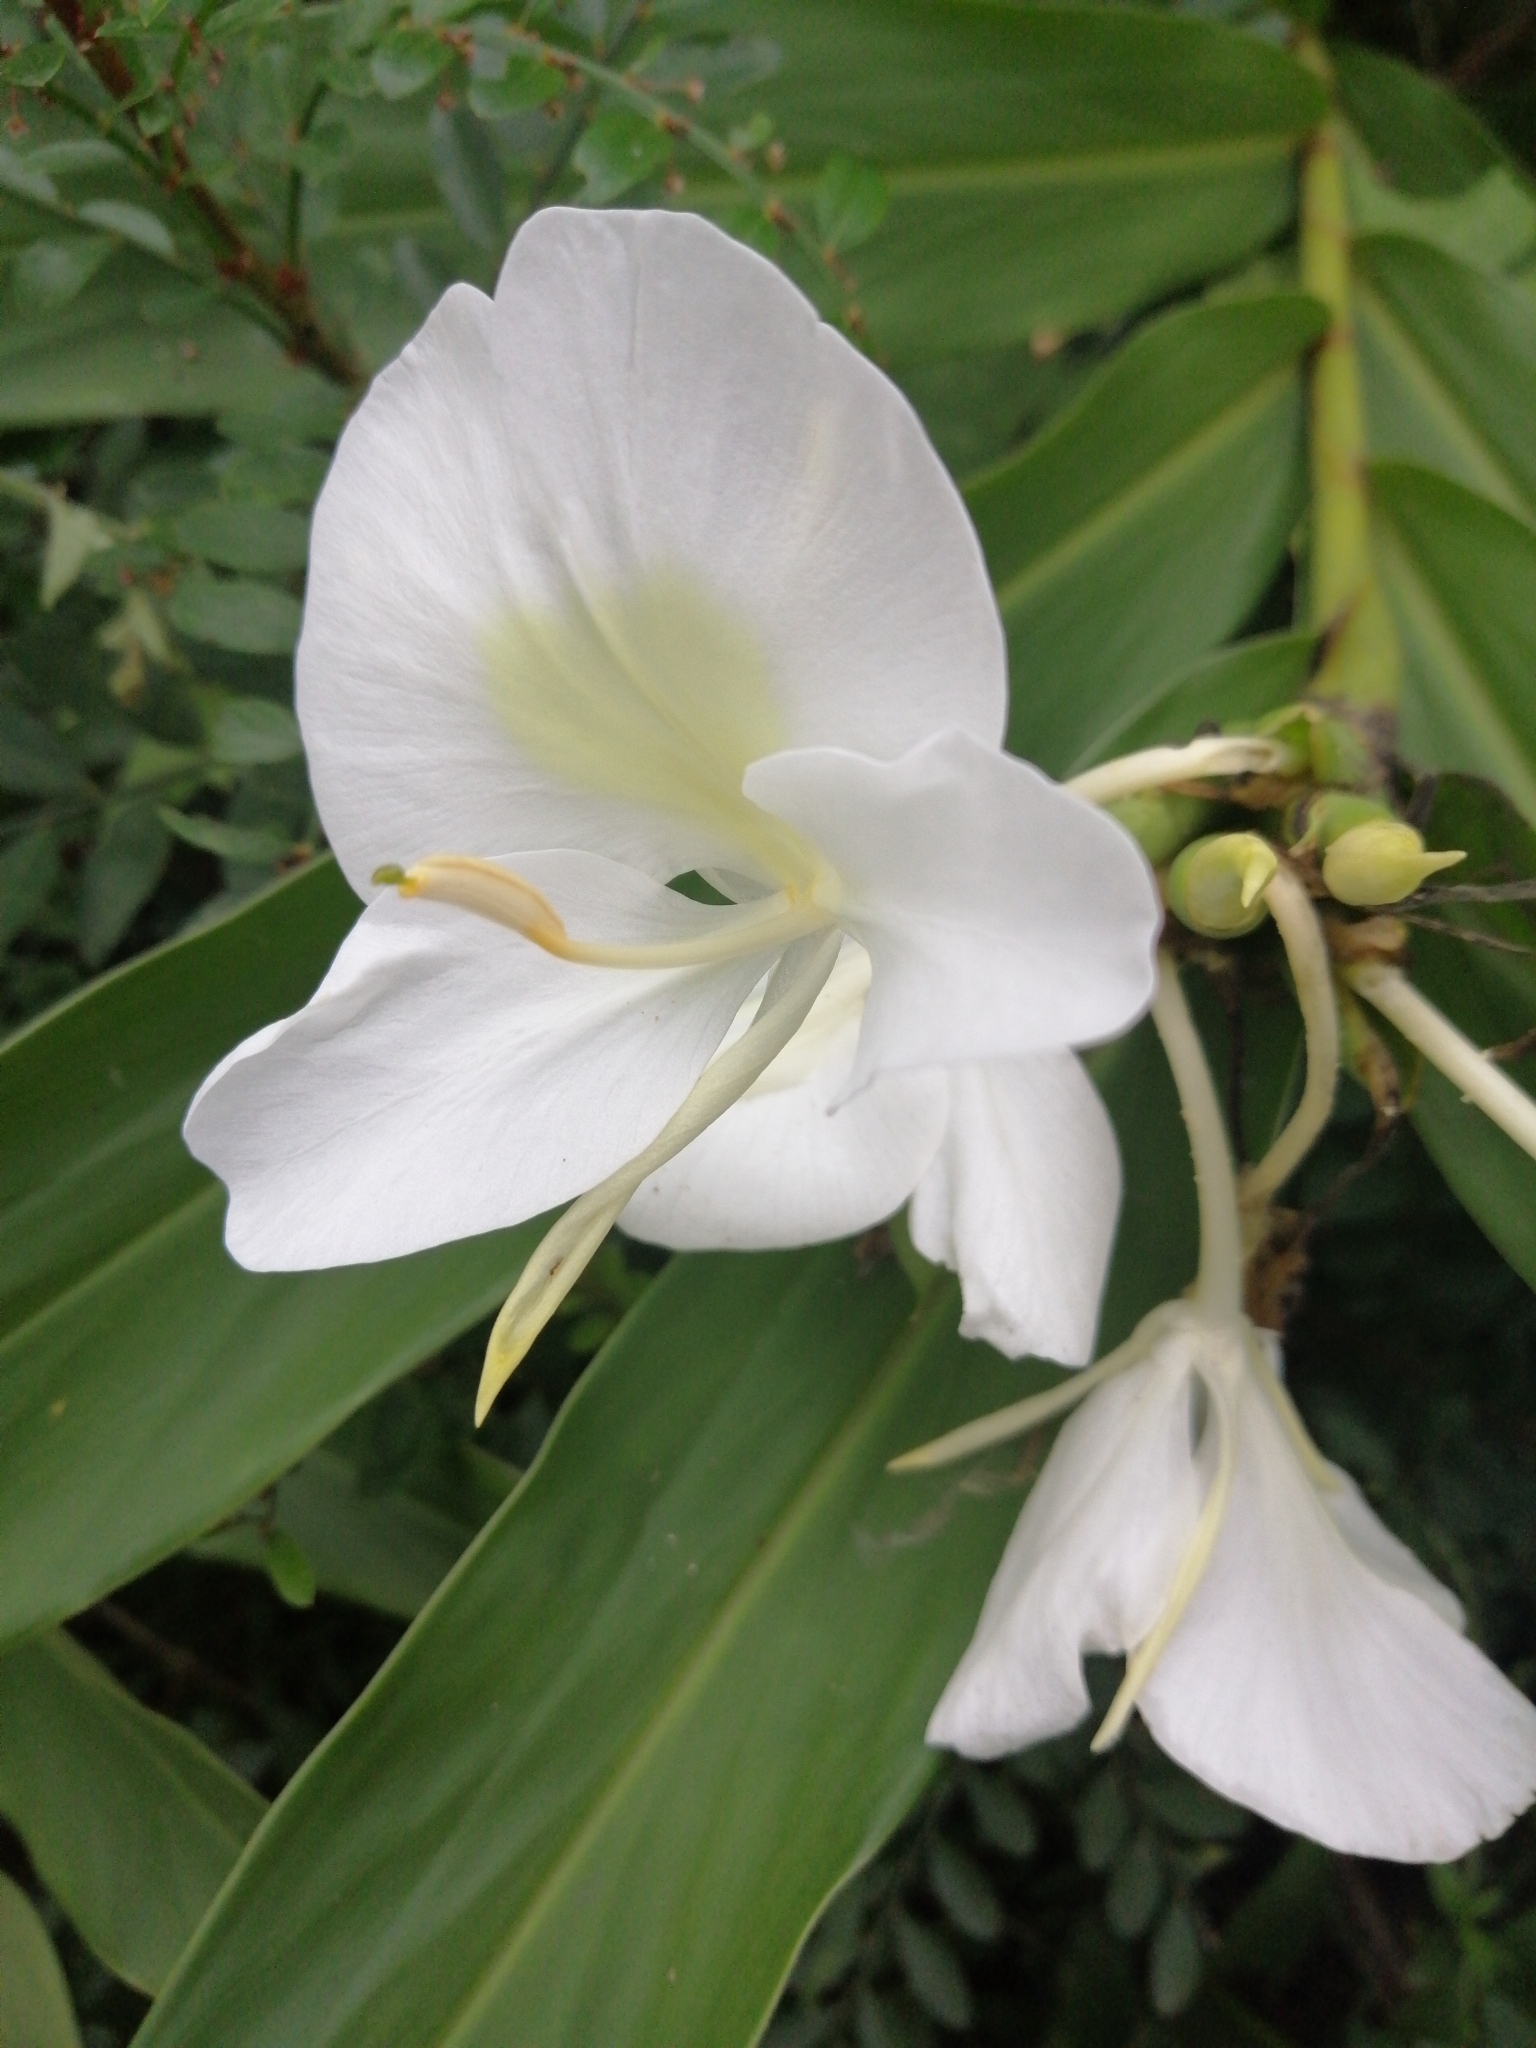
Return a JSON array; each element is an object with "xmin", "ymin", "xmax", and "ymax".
[{"xmin": 374, "ymin": 852, "xmax": 835, "ymax": 971}]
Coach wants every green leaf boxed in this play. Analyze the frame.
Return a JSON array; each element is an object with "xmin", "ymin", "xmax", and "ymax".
[
  {"xmin": 1347, "ymin": 164, "xmax": 1536, "ymax": 276},
  {"xmin": 0, "ymin": 142, "xmax": 60, "ymax": 205},
  {"xmin": 1072, "ymin": 629, "xmax": 1317, "ymax": 769},
  {"xmin": 369, "ymin": 27, "xmax": 451, "ymax": 100},
  {"xmin": 813, "ymin": 154, "xmax": 888, "ymax": 254},
  {"xmin": 169, "ymin": 572, "xmax": 303, "ymax": 655},
  {"xmin": 78, "ymin": 797, "xmax": 172, "ymax": 965},
  {"xmin": 8, "ymin": 236, "xmax": 115, "ymax": 311},
  {"xmin": 1105, "ymin": 1831, "xmax": 1164, "ymax": 1941},
  {"xmin": 134, "ymin": 1256, "xmax": 1038, "ymax": 2048},
  {"xmin": 264, "ymin": 1527, "xmax": 319, "ymax": 1607},
  {"xmin": 1356, "ymin": 236, "xmax": 1536, "ymax": 525},
  {"xmin": 39, "ymin": 494, "xmax": 117, "ymax": 608},
  {"xmin": 698, "ymin": 0, "xmax": 1325, "ymax": 355},
  {"xmin": 0, "ymin": 859, "xmax": 543, "ymax": 1646},
  {"xmin": 0, "ymin": 1631, "xmax": 266, "ymax": 1993},
  {"xmin": 574, "ymin": 107, "xmax": 672, "ymax": 204},
  {"xmin": 926, "ymin": 1837, "xmax": 1003, "ymax": 1944},
  {"xmin": 1149, "ymin": 1899, "xmax": 1202, "ymax": 2018},
  {"xmin": 171, "ymin": 503, "xmax": 311, "ymax": 575},
  {"xmin": 0, "ymin": 701, "xmax": 88, "ymax": 797},
  {"xmin": 200, "ymin": 692, "xmax": 303, "ymax": 767},
  {"xmin": 1371, "ymin": 461, "xmax": 1536, "ymax": 824},
  {"xmin": 0, "ymin": 1870, "xmax": 81, "ymax": 2048},
  {"xmin": 427, "ymin": 103, "xmax": 505, "ymax": 251},
  {"xmin": 194, "ymin": 1446, "xmax": 478, "ymax": 1618},
  {"xmin": 1333, "ymin": 43, "xmax": 1509, "ymax": 198},
  {"xmin": 2, "ymin": 43, "xmax": 67, "ymax": 86},
  {"xmin": 76, "ymin": 199, "xmax": 175, "ymax": 258},
  {"xmin": 965, "ymin": 293, "xmax": 1325, "ymax": 775},
  {"xmin": 1400, "ymin": 775, "xmax": 1536, "ymax": 1292},
  {"xmin": 893, "ymin": 1908, "xmax": 972, "ymax": 2029},
  {"xmin": 466, "ymin": 58, "xmax": 562, "ymax": 118},
  {"xmin": 158, "ymin": 807, "xmax": 294, "ymax": 864},
  {"xmin": 0, "ymin": 825, "xmax": 62, "ymax": 951}
]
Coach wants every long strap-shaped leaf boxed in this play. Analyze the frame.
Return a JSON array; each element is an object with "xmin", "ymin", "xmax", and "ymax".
[{"xmin": 138, "ymin": 1250, "xmax": 1047, "ymax": 2048}]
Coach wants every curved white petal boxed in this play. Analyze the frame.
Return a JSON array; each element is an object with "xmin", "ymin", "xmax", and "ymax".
[
  {"xmin": 743, "ymin": 730, "xmax": 1159, "ymax": 1084},
  {"xmin": 908, "ymin": 1053, "xmax": 1121, "ymax": 1365},
  {"xmin": 619, "ymin": 944, "xmax": 947, "ymax": 1250},
  {"xmin": 928, "ymin": 1345, "xmax": 1201, "ymax": 1759},
  {"xmin": 184, "ymin": 854, "xmax": 768, "ymax": 1270},
  {"xmin": 299, "ymin": 208, "xmax": 1003, "ymax": 897},
  {"xmin": 1140, "ymin": 1379, "xmax": 1536, "ymax": 1862}
]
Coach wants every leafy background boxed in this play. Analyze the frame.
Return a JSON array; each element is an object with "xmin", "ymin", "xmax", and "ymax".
[{"xmin": 3, "ymin": 0, "xmax": 1536, "ymax": 2043}]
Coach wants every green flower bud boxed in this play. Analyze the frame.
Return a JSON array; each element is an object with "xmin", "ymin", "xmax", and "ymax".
[
  {"xmin": 1322, "ymin": 821, "xmax": 1465, "ymax": 906},
  {"xmin": 1288, "ymin": 790, "xmax": 1394, "ymax": 855},
  {"xmin": 1167, "ymin": 832, "xmax": 1279, "ymax": 937},
  {"xmin": 1105, "ymin": 791, "xmax": 1214, "ymax": 866},
  {"xmin": 1252, "ymin": 704, "xmax": 1314, "ymax": 777}
]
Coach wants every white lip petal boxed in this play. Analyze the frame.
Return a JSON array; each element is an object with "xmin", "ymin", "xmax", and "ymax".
[
  {"xmin": 743, "ymin": 729, "xmax": 1160, "ymax": 1084},
  {"xmin": 619, "ymin": 945, "xmax": 948, "ymax": 1251},
  {"xmin": 908, "ymin": 1052, "xmax": 1122, "ymax": 1365},
  {"xmin": 1140, "ymin": 1378, "xmax": 1536, "ymax": 1862},
  {"xmin": 184, "ymin": 853, "xmax": 769, "ymax": 1271},
  {"xmin": 927, "ymin": 1350, "xmax": 1202, "ymax": 1759},
  {"xmin": 298, "ymin": 208, "xmax": 1005, "ymax": 897}
]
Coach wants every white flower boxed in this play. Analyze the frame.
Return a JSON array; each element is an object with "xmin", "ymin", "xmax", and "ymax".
[
  {"xmin": 927, "ymin": 1301, "xmax": 1536, "ymax": 1863},
  {"xmin": 184, "ymin": 206, "xmax": 1158, "ymax": 1376}
]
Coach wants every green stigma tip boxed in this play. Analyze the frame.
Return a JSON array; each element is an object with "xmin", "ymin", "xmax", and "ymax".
[{"xmin": 372, "ymin": 863, "xmax": 408, "ymax": 887}]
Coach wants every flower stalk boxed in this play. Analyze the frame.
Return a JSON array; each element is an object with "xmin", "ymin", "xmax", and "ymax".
[
  {"xmin": 1241, "ymin": 862, "xmax": 1340, "ymax": 1213},
  {"xmin": 1346, "ymin": 961, "xmax": 1536, "ymax": 1163}
]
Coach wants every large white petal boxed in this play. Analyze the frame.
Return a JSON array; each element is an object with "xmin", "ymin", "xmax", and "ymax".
[
  {"xmin": 1140, "ymin": 1378, "xmax": 1536, "ymax": 1861},
  {"xmin": 619, "ymin": 944, "xmax": 947, "ymax": 1250},
  {"xmin": 744, "ymin": 730, "xmax": 1160, "ymax": 1083},
  {"xmin": 299, "ymin": 209, "xmax": 1003, "ymax": 897},
  {"xmin": 928, "ymin": 1345, "xmax": 1202, "ymax": 1758},
  {"xmin": 184, "ymin": 854, "xmax": 767, "ymax": 1270},
  {"xmin": 908, "ymin": 1053, "xmax": 1120, "ymax": 1365}
]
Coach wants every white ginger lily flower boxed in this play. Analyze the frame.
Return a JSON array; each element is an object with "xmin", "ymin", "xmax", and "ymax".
[
  {"xmin": 919, "ymin": 959, "xmax": 1536, "ymax": 1862},
  {"xmin": 184, "ymin": 207, "xmax": 1159, "ymax": 1391}
]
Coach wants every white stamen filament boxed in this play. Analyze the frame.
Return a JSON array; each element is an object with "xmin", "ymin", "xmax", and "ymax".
[
  {"xmin": 1241, "ymin": 862, "xmax": 1341, "ymax": 1215},
  {"xmin": 885, "ymin": 1305, "xmax": 1179, "ymax": 1474},
  {"xmin": 1065, "ymin": 734, "xmax": 1298, "ymax": 808},
  {"xmin": 377, "ymin": 854, "xmax": 836, "ymax": 970},
  {"xmin": 475, "ymin": 928, "xmax": 843, "ymax": 1422},
  {"xmin": 1092, "ymin": 1345, "xmax": 1241, "ymax": 1751},
  {"xmin": 1347, "ymin": 960, "xmax": 1536, "ymax": 1164}
]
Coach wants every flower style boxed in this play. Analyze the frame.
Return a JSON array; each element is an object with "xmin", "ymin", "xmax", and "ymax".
[
  {"xmin": 919, "ymin": 959, "xmax": 1536, "ymax": 1862},
  {"xmin": 184, "ymin": 206, "xmax": 1160, "ymax": 1398}
]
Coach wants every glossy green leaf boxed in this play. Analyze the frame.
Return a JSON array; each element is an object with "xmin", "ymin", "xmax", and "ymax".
[
  {"xmin": 158, "ymin": 806, "xmax": 294, "ymax": 864},
  {"xmin": 1356, "ymin": 235, "xmax": 1536, "ymax": 524},
  {"xmin": 0, "ymin": 255, "xmax": 336, "ymax": 427},
  {"xmin": 965, "ymin": 293, "xmax": 1324, "ymax": 775},
  {"xmin": 1372, "ymin": 461, "xmax": 1536, "ymax": 824},
  {"xmin": 699, "ymin": 0, "xmax": 1322, "ymax": 356},
  {"xmin": 78, "ymin": 797, "xmax": 171, "ymax": 965},
  {"xmin": 200, "ymin": 692, "xmax": 303, "ymax": 766},
  {"xmin": 370, "ymin": 28, "xmax": 452, "ymax": 100},
  {"xmin": 0, "ymin": 1631, "xmax": 266, "ymax": 1993},
  {"xmin": 168, "ymin": 573, "xmax": 303, "ymax": 655},
  {"xmin": 2, "ymin": 42, "xmax": 67, "ymax": 87},
  {"xmin": 1073, "ymin": 628, "xmax": 1316, "ymax": 769},
  {"xmin": 195, "ymin": 1446, "xmax": 479, "ymax": 1618},
  {"xmin": 0, "ymin": 1871, "xmax": 81, "ymax": 2048},
  {"xmin": 1346, "ymin": 164, "xmax": 1536, "ymax": 275},
  {"xmin": 8, "ymin": 235, "xmax": 115, "ymax": 311},
  {"xmin": 0, "ymin": 700, "xmax": 87, "ymax": 798},
  {"xmin": 0, "ymin": 824, "xmax": 62, "ymax": 950},
  {"xmin": 0, "ymin": 859, "xmax": 542, "ymax": 1646},
  {"xmin": 1333, "ymin": 44, "xmax": 1509, "ymax": 198},
  {"xmin": 464, "ymin": 53, "xmax": 563, "ymax": 121},
  {"xmin": 428, "ymin": 104, "xmax": 505, "ymax": 252},
  {"xmin": 76, "ymin": 198, "xmax": 175, "ymax": 258},
  {"xmin": 170, "ymin": 502, "xmax": 312, "ymax": 574},
  {"xmin": 574, "ymin": 108, "xmax": 672, "ymax": 205},
  {"xmin": 813, "ymin": 155, "xmax": 888, "ymax": 254},
  {"xmin": 137, "ymin": 1255, "xmax": 1027, "ymax": 2048},
  {"xmin": 1400, "ymin": 776, "xmax": 1536, "ymax": 1293}
]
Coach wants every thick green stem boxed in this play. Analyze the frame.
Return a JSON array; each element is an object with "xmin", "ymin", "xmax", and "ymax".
[{"xmin": 1296, "ymin": 43, "xmax": 1401, "ymax": 709}]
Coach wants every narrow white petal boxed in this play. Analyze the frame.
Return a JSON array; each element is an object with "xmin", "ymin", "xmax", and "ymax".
[
  {"xmin": 184, "ymin": 854, "xmax": 768, "ymax": 1270},
  {"xmin": 742, "ymin": 730, "xmax": 1159, "ymax": 1083},
  {"xmin": 620, "ymin": 945, "xmax": 947, "ymax": 1250},
  {"xmin": 908, "ymin": 1053, "xmax": 1121, "ymax": 1365},
  {"xmin": 298, "ymin": 209, "xmax": 1003, "ymax": 897},
  {"xmin": 1140, "ymin": 1381, "xmax": 1536, "ymax": 1861},
  {"xmin": 928, "ymin": 1348, "xmax": 1201, "ymax": 1758}
]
